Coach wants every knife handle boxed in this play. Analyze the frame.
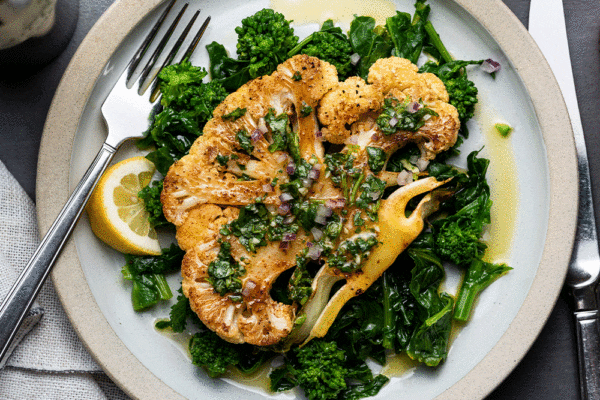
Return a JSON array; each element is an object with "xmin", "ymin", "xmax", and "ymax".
[{"xmin": 575, "ymin": 310, "xmax": 600, "ymax": 399}]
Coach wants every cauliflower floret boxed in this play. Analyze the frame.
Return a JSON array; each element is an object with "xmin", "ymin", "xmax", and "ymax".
[
  {"xmin": 318, "ymin": 77, "xmax": 383, "ymax": 144},
  {"xmin": 367, "ymin": 56, "xmax": 448, "ymax": 102},
  {"xmin": 316, "ymin": 57, "xmax": 458, "ymax": 161},
  {"xmin": 179, "ymin": 205, "xmax": 304, "ymax": 345}
]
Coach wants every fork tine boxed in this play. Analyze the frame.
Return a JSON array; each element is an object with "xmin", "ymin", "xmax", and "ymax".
[
  {"xmin": 180, "ymin": 15, "xmax": 211, "ymax": 62},
  {"xmin": 126, "ymin": 0, "xmax": 177, "ymax": 83},
  {"xmin": 148, "ymin": 14, "xmax": 210, "ymax": 102},
  {"xmin": 152, "ymin": 10, "xmax": 201, "ymax": 82},
  {"xmin": 137, "ymin": 3, "xmax": 189, "ymax": 92}
]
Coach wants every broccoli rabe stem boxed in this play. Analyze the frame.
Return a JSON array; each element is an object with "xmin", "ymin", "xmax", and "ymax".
[
  {"xmin": 453, "ymin": 259, "xmax": 511, "ymax": 321},
  {"xmin": 423, "ymin": 21, "xmax": 453, "ymax": 64},
  {"xmin": 381, "ymin": 271, "xmax": 395, "ymax": 350}
]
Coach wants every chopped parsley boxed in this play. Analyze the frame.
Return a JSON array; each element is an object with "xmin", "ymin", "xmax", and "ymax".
[
  {"xmin": 324, "ymin": 150, "xmax": 362, "ymax": 200},
  {"xmin": 300, "ymin": 102, "xmax": 313, "ymax": 117},
  {"xmin": 377, "ymin": 97, "xmax": 438, "ymax": 135},
  {"xmin": 366, "ymin": 146, "xmax": 386, "ymax": 172},
  {"xmin": 356, "ymin": 175, "xmax": 386, "ymax": 220},
  {"xmin": 220, "ymin": 203, "xmax": 269, "ymax": 252},
  {"xmin": 216, "ymin": 154, "xmax": 230, "ymax": 166},
  {"xmin": 328, "ymin": 234, "xmax": 379, "ymax": 273},
  {"xmin": 207, "ymin": 242, "xmax": 246, "ymax": 301},
  {"xmin": 222, "ymin": 107, "xmax": 247, "ymax": 121},
  {"xmin": 288, "ymin": 256, "xmax": 313, "ymax": 305},
  {"xmin": 236, "ymin": 129, "xmax": 254, "ymax": 154},
  {"xmin": 266, "ymin": 109, "xmax": 290, "ymax": 153},
  {"xmin": 293, "ymin": 71, "xmax": 302, "ymax": 81}
]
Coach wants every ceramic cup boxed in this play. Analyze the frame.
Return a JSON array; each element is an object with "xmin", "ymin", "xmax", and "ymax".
[{"xmin": 0, "ymin": 0, "xmax": 59, "ymax": 50}]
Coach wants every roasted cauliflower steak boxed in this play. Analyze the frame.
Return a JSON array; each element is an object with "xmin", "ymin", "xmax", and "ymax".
[{"xmin": 161, "ymin": 55, "xmax": 460, "ymax": 346}]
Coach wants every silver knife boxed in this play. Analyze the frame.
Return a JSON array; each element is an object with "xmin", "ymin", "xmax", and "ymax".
[{"xmin": 529, "ymin": 1, "xmax": 600, "ymax": 398}]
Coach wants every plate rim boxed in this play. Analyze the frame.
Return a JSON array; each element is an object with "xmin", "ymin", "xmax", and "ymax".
[{"xmin": 37, "ymin": 0, "xmax": 577, "ymax": 399}]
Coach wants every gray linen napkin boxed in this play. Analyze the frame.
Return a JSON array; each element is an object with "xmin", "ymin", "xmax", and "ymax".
[{"xmin": 0, "ymin": 159, "xmax": 129, "ymax": 400}]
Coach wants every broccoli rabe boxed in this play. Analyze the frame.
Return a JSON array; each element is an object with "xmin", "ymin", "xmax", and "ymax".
[
  {"xmin": 270, "ymin": 340, "xmax": 348, "ymax": 400},
  {"xmin": 137, "ymin": 61, "xmax": 227, "ymax": 174},
  {"xmin": 235, "ymin": 8, "xmax": 298, "ymax": 78},
  {"xmin": 121, "ymin": 244, "xmax": 184, "ymax": 311},
  {"xmin": 157, "ymin": 61, "xmax": 208, "ymax": 106},
  {"xmin": 288, "ymin": 20, "xmax": 354, "ymax": 79},
  {"xmin": 453, "ymin": 259, "xmax": 511, "ymax": 321},
  {"xmin": 431, "ymin": 151, "xmax": 491, "ymax": 266},
  {"xmin": 419, "ymin": 60, "xmax": 482, "ymax": 138},
  {"xmin": 271, "ymin": 339, "xmax": 389, "ymax": 400},
  {"xmin": 189, "ymin": 330, "xmax": 241, "ymax": 378},
  {"xmin": 138, "ymin": 180, "xmax": 171, "ymax": 229}
]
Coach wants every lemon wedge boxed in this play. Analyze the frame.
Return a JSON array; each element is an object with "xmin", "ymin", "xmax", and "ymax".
[{"xmin": 87, "ymin": 156, "xmax": 161, "ymax": 256}]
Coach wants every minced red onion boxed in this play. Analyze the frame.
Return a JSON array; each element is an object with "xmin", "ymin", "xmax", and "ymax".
[
  {"xmin": 314, "ymin": 215, "xmax": 328, "ymax": 225},
  {"xmin": 397, "ymin": 170, "xmax": 414, "ymax": 186},
  {"xmin": 481, "ymin": 58, "xmax": 501, "ymax": 73},
  {"xmin": 242, "ymin": 280, "xmax": 256, "ymax": 296},
  {"xmin": 286, "ymin": 162, "xmax": 296, "ymax": 175},
  {"xmin": 262, "ymin": 184, "xmax": 273, "ymax": 192},
  {"xmin": 350, "ymin": 53, "xmax": 361, "ymax": 65},
  {"xmin": 406, "ymin": 101, "xmax": 421, "ymax": 113},
  {"xmin": 283, "ymin": 215, "xmax": 296, "ymax": 225},
  {"xmin": 279, "ymin": 241, "xmax": 290, "ymax": 250},
  {"xmin": 306, "ymin": 244, "xmax": 323, "ymax": 260},
  {"xmin": 277, "ymin": 202, "xmax": 291, "ymax": 215},
  {"xmin": 251, "ymin": 129, "xmax": 263, "ymax": 142},
  {"xmin": 307, "ymin": 241, "xmax": 314, "ymax": 247},
  {"xmin": 315, "ymin": 130, "xmax": 323, "ymax": 139},
  {"xmin": 283, "ymin": 233, "xmax": 297, "ymax": 242},
  {"xmin": 308, "ymin": 168, "xmax": 320, "ymax": 180},
  {"xmin": 416, "ymin": 158, "xmax": 430, "ymax": 171},
  {"xmin": 316, "ymin": 204, "xmax": 333, "ymax": 218},
  {"xmin": 389, "ymin": 116, "xmax": 398, "ymax": 127},
  {"xmin": 369, "ymin": 191, "xmax": 381, "ymax": 201},
  {"xmin": 326, "ymin": 198, "xmax": 346, "ymax": 209},
  {"xmin": 280, "ymin": 193, "xmax": 294, "ymax": 202},
  {"xmin": 311, "ymin": 227, "xmax": 323, "ymax": 241}
]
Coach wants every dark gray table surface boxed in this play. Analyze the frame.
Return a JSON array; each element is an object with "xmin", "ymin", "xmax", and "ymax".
[{"xmin": 0, "ymin": 0, "xmax": 597, "ymax": 398}]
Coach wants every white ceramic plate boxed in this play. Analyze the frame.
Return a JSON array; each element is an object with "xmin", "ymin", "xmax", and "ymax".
[{"xmin": 37, "ymin": 0, "xmax": 577, "ymax": 399}]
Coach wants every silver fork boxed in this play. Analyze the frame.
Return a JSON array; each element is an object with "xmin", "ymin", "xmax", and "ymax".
[{"xmin": 0, "ymin": 0, "xmax": 210, "ymax": 367}]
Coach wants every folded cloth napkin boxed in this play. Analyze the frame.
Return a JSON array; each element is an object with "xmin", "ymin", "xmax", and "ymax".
[{"xmin": 0, "ymin": 160, "xmax": 129, "ymax": 400}]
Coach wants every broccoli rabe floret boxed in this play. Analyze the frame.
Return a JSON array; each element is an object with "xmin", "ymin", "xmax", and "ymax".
[
  {"xmin": 189, "ymin": 330, "xmax": 240, "ymax": 378},
  {"xmin": 444, "ymin": 75, "xmax": 478, "ymax": 125},
  {"xmin": 288, "ymin": 20, "xmax": 354, "ymax": 79},
  {"xmin": 431, "ymin": 151, "xmax": 492, "ymax": 266},
  {"xmin": 138, "ymin": 61, "xmax": 227, "ymax": 174},
  {"xmin": 419, "ymin": 60, "xmax": 481, "ymax": 137},
  {"xmin": 433, "ymin": 196, "xmax": 490, "ymax": 266},
  {"xmin": 270, "ymin": 339, "xmax": 389, "ymax": 400},
  {"xmin": 235, "ymin": 8, "xmax": 298, "ymax": 78},
  {"xmin": 271, "ymin": 340, "xmax": 347, "ymax": 400},
  {"xmin": 295, "ymin": 340, "xmax": 348, "ymax": 400}
]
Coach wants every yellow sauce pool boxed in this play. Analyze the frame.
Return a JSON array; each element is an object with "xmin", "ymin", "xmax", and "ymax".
[{"xmin": 479, "ymin": 110, "xmax": 519, "ymax": 263}]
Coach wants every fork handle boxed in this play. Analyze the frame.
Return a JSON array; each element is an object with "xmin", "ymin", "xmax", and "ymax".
[
  {"xmin": 0, "ymin": 143, "xmax": 116, "ymax": 366},
  {"xmin": 574, "ymin": 309, "xmax": 600, "ymax": 399}
]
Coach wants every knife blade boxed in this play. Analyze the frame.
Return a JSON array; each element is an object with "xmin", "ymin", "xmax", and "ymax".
[{"xmin": 529, "ymin": 1, "xmax": 600, "ymax": 399}]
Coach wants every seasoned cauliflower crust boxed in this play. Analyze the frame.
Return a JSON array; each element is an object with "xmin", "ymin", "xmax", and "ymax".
[{"xmin": 161, "ymin": 55, "xmax": 460, "ymax": 346}]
